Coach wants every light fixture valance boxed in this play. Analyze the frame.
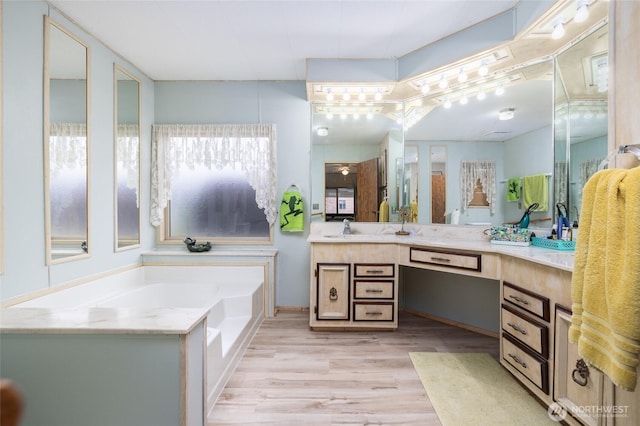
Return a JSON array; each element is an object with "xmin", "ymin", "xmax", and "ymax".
[{"xmin": 150, "ymin": 123, "xmax": 277, "ymax": 227}]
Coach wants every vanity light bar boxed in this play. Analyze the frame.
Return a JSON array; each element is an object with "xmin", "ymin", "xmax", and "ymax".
[
  {"xmin": 433, "ymin": 73, "xmax": 525, "ymax": 108},
  {"xmin": 314, "ymin": 84, "xmax": 394, "ymax": 101},
  {"xmin": 410, "ymin": 48, "xmax": 512, "ymax": 93}
]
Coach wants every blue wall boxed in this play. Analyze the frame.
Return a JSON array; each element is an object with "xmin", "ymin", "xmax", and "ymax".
[
  {"xmin": 1, "ymin": 1, "xmax": 312, "ymax": 309},
  {"xmin": 1, "ymin": 1, "xmax": 154, "ymax": 299}
]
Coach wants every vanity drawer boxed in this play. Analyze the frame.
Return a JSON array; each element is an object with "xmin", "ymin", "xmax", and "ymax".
[
  {"xmin": 502, "ymin": 333, "xmax": 549, "ymax": 394},
  {"xmin": 409, "ymin": 247, "xmax": 481, "ymax": 272},
  {"xmin": 501, "ymin": 304, "xmax": 549, "ymax": 358},
  {"xmin": 354, "ymin": 280, "xmax": 394, "ymax": 299},
  {"xmin": 503, "ymin": 282, "xmax": 550, "ymax": 321},
  {"xmin": 353, "ymin": 302, "xmax": 394, "ymax": 321},
  {"xmin": 354, "ymin": 263, "xmax": 395, "ymax": 278}
]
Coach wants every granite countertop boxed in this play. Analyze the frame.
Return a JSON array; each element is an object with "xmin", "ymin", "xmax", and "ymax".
[{"xmin": 0, "ymin": 307, "xmax": 208, "ymax": 335}]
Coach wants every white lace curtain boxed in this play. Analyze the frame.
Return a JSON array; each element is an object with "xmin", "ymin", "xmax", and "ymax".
[
  {"xmin": 460, "ymin": 160, "xmax": 496, "ymax": 214},
  {"xmin": 577, "ymin": 157, "xmax": 604, "ymax": 208},
  {"xmin": 150, "ymin": 123, "xmax": 277, "ymax": 227},
  {"xmin": 554, "ymin": 161, "xmax": 568, "ymax": 205},
  {"xmin": 49, "ymin": 123, "xmax": 87, "ymax": 174},
  {"xmin": 117, "ymin": 124, "xmax": 140, "ymax": 206}
]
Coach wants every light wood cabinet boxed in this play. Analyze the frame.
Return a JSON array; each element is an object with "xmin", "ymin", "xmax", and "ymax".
[
  {"xmin": 500, "ymin": 256, "xmax": 569, "ymax": 406},
  {"xmin": 501, "ymin": 257, "xmax": 639, "ymax": 426},
  {"xmin": 316, "ymin": 263, "xmax": 350, "ymax": 321},
  {"xmin": 554, "ymin": 305, "xmax": 603, "ymax": 426},
  {"xmin": 310, "ymin": 243, "xmax": 398, "ymax": 330}
]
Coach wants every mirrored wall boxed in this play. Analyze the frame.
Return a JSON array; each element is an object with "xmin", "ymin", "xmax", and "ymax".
[
  {"xmin": 0, "ymin": 2, "xmax": 4, "ymax": 274},
  {"xmin": 311, "ymin": 102, "xmax": 404, "ymax": 222},
  {"xmin": 310, "ymin": 25, "xmax": 608, "ymax": 228},
  {"xmin": 114, "ymin": 64, "xmax": 141, "ymax": 250},
  {"xmin": 555, "ymin": 23, "xmax": 609, "ymax": 223},
  {"xmin": 44, "ymin": 17, "xmax": 90, "ymax": 264}
]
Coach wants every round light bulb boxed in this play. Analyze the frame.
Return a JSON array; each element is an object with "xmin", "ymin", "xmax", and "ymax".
[
  {"xmin": 552, "ymin": 20, "xmax": 565, "ymax": 40},
  {"xmin": 575, "ymin": 1, "xmax": 589, "ymax": 23},
  {"xmin": 477, "ymin": 90, "xmax": 486, "ymax": 101},
  {"xmin": 439, "ymin": 75, "xmax": 448, "ymax": 89},
  {"xmin": 478, "ymin": 62, "xmax": 488, "ymax": 77}
]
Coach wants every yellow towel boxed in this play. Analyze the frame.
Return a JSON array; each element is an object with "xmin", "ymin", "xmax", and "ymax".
[
  {"xmin": 521, "ymin": 174, "xmax": 548, "ymax": 211},
  {"xmin": 569, "ymin": 167, "xmax": 640, "ymax": 391}
]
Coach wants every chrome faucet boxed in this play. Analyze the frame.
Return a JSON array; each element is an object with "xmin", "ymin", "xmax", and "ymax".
[{"xmin": 342, "ymin": 218, "xmax": 352, "ymax": 235}]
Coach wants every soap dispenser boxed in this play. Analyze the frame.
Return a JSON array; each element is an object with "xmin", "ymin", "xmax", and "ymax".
[{"xmin": 571, "ymin": 221, "xmax": 579, "ymax": 242}]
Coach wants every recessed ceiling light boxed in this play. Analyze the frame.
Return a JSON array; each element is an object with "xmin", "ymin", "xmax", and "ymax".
[{"xmin": 499, "ymin": 108, "xmax": 515, "ymax": 120}]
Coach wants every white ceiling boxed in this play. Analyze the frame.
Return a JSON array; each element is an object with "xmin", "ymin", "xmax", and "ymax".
[
  {"xmin": 49, "ymin": 0, "xmax": 520, "ymax": 81},
  {"xmin": 48, "ymin": 0, "xmax": 607, "ymax": 145}
]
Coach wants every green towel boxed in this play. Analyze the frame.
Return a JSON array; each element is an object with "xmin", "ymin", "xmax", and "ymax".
[
  {"xmin": 506, "ymin": 177, "xmax": 521, "ymax": 202},
  {"xmin": 522, "ymin": 174, "xmax": 548, "ymax": 211},
  {"xmin": 280, "ymin": 190, "xmax": 304, "ymax": 232}
]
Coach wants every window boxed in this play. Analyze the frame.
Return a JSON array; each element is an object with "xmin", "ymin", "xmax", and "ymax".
[
  {"xmin": 325, "ymin": 187, "xmax": 355, "ymax": 221},
  {"xmin": 151, "ymin": 124, "xmax": 277, "ymax": 243}
]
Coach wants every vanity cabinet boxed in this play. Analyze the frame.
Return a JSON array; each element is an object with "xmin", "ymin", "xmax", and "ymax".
[
  {"xmin": 554, "ymin": 305, "xmax": 603, "ymax": 426},
  {"xmin": 499, "ymin": 256, "xmax": 572, "ymax": 408},
  {"xmin": 310, "ymin": 243, "xmax": 398, "ymax": 330}
]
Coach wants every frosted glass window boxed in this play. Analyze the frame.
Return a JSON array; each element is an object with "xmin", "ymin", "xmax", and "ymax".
[{"xmin": 168, "ymin": 164, "xmax": 270, "ymax": 238}]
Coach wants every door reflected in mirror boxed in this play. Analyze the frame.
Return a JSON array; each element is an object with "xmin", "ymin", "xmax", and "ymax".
[
  {"xmin": 430, "ymin": 146, "xmax": 447, "ymax": 224},
  {"xmin": 311, "ymin": 102, "xmax": 403, "ymax": 222},
  {"xmin": 404, "ymin": 145, "xmax": 419, "ymax": 223},
  {"xmin": 114, "ymin": 65, "xmax": 141, "ymax": 250},
  {"xmin": 44, "ymin": 18, "xmax": 90, "ymax": 264}
]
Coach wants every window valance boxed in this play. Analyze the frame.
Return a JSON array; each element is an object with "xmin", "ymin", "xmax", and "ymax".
[
  {"xmin": 150, "ymin": 123, "xmax": 277, "ymax": 227},
  {"xmin": 460, "ymin": 160, "xmax": 496, "ymax": 214}
]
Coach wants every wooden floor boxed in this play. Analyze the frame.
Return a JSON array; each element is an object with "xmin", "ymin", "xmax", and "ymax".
[{"xmin": 209, "ymin": 310, "xmax": 499, "ymax": 425}]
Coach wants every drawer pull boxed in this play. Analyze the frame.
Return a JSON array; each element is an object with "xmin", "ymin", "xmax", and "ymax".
[
  {"xmin": 365, "ymin": 311, "xmax": 383, "ymax": 316},
  {"xmin": 507, "ymin": 322, "xmax": 528, "ymax": 335},
  {"xmin": 572, "ymin": 359, "xmax": 590, "ymax": 387},
  {"xmin": 508, "ymin": 295, "xmax": 530, "ymax": 305},
  {"xmin": 365, "ymin": 289, "xmax": 383, "ymax": 293},
  {"xmin": 365, "ymin": 269, "xmax": 385, "ymax": 274},
  {"xmin": 508, "ymin": 353, "xmax": 527, "ymax": 369},
  {"xmin": 430, "ymin": 257, "xmax": 451, "ymax": 263}
]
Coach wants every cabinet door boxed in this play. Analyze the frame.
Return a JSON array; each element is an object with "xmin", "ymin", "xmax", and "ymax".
[
  {"xmin": 554, "ymin": 306, "xmax": 603, "ymax": 426},
  {"xmin": 316, "ymin": 263, "xmax": 350, "ymax": 320}
]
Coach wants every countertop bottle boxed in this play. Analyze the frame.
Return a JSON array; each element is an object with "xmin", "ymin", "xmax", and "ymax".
[{"xmin": 571, "ymin": 221, "xmax": 579, "ymax": 242}]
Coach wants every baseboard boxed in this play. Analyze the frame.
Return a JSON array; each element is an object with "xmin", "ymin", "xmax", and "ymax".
[{"xmin": 402, "ymin": 308, "xmax": 499, "ymax": 338}]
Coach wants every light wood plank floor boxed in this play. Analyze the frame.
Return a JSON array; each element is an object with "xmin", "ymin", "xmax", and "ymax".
[{"xmin": 209, "ymin": 311, "xmax": 499, "ymax": 425}]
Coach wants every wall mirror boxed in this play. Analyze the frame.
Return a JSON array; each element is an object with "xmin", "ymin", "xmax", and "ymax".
[
  {"xmin": 403, "ymin": 145, "xmax": 419, "ymax": 223},
  {"xmin": 311, "ymin": 102, "xmax": 404, "ymax": 222},
  {"xmin": 114, "ymin": 64, "xmax": 141, "ymax": 250},
  {"xmin": 44, "ymin": 17, "xmax": 90, "ymax": 264},
  {"xmin": 404, "ymin": 59, "xmax": 554, "ymax": 225},
  {"xmin": 555, "ymin": 23, "xmax": 609, "ymax": 223},
  {"xmin": 0, "ymin": 2, "xmax": 4, "ymax": 274}
]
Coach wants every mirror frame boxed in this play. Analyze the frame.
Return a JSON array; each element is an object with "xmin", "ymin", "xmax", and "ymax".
[
  {"xmin": 43, "ymin": 16, "xmax": 91, "ymax": 265},
  {"xmin": 113, "ymin": 64, "xmax": 141, "ymax": 251},
  {"xmin": 0, "ymin": 1, "xmax": 3, "ymax": 273}
]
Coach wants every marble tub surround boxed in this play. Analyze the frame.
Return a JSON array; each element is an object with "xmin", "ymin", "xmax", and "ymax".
[{"xmin": 0, "ymin": 307, "xmax": 208, "ymax": 334}]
